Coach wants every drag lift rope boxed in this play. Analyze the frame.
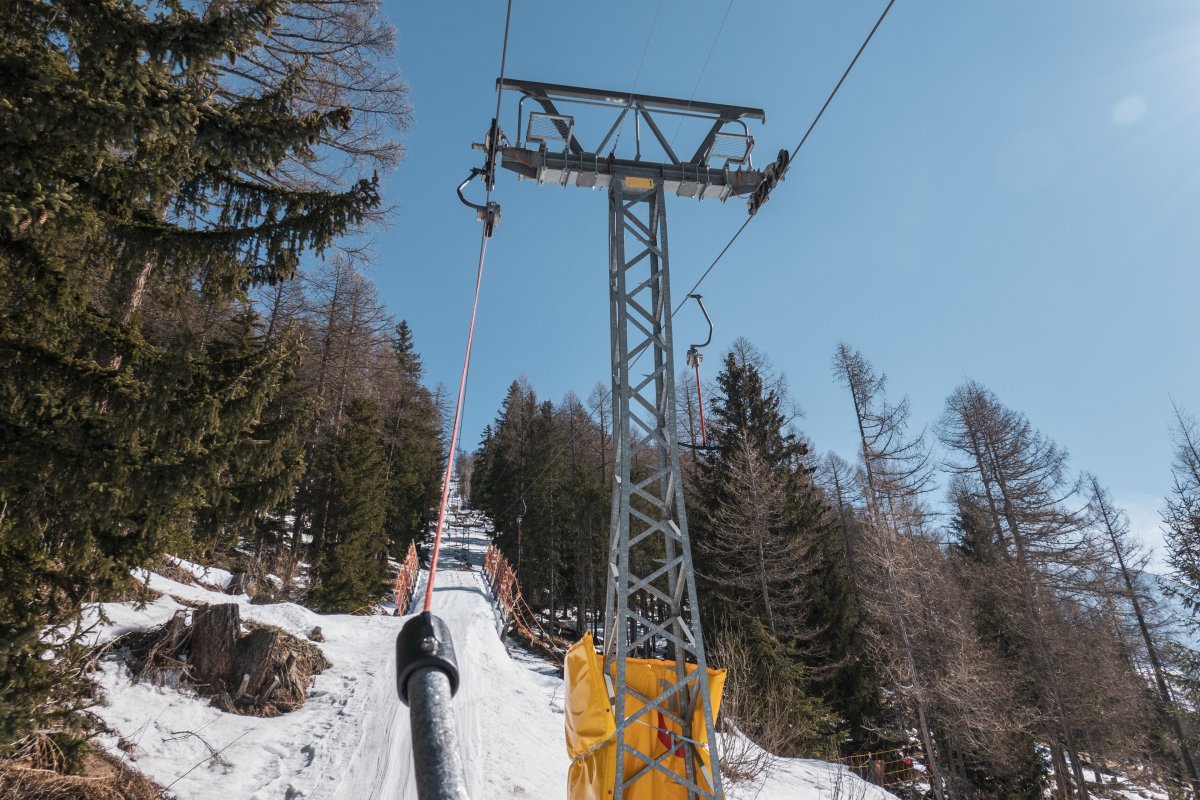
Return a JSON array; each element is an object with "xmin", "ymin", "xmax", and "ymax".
[{"xmin": 422, "ymin": 0, "xmax": 514, "ymax": 613}]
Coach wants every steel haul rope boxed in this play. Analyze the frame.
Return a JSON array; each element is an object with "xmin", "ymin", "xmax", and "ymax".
[
  {"xmin": 672, "ymin": 0, "xmax": 899, "ymax": 314},
  {"xmin": 422, "ymin": 230, "xmax": 490, "ymax": 613},
  {"xmin": 396, "ymin": 6, "xmax": 514, "ymax": 798},
  {"xmin": 422, "ymin": 0, "xmax": 513, "ymax": 613}
]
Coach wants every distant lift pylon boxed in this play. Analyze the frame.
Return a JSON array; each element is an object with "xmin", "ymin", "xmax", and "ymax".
[{"xmin": 491, "ymin": 78, "xmax": 767, "ymax": 800}]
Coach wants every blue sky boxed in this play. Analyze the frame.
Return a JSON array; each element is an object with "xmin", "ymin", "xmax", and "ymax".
[{"xmin": 365, "ymin": 1, "xmax": 1200, "ymax": 564}]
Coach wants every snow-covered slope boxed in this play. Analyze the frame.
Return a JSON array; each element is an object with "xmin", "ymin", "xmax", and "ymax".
[{"xmin": 89, "ymin": 519, "xmax": 893, "ymax": 800}]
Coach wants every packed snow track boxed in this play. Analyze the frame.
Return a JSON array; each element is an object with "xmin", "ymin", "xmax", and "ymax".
[
  {"xmin": 92, "ymin": 524, "xmax": 567, "ymax": 799},
  {"xmin": 90, "ymin": 516, "xmax": 894, "ymax": 799}
]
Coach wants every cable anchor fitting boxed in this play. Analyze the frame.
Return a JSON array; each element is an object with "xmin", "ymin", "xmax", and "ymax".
[{"xmin": 396, "ymin": 611, "xmax": 460, "ymax": 705}]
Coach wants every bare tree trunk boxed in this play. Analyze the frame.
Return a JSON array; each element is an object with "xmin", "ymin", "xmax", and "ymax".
[
  {"xmin": 1083, "ymin": 728, "xmax": 1103, "ymax": 786},
  {"xmin": 842, "ymin": 369, "xmax": 946, "ymax": 800},
  {"xmin": 1091, "ymin": 476, "xmax": 1200, "ymax": 794},
  {"xmin": 948, "ymin": 401, "xmax": 1090, "ymax": 800},
  {"xmin": 104, "ymin": 201, "xmax": 173, "ymax": 372},
  {"xmin": 1050, "ymin": 742, "xmax": 1072, "ymax": 800},
  {"xmin": 756, "ymin": 539, "xmax": 776, "ymax": 637},
  {"xmin": 286, "ymin": 261, "xmax": 349, "ymax": 583},
  {"xmin": 991, "ymin": 474, "xmax": 1090, "ymax": 800},
  {"xmin": 264, "ymin": 281, "xmax": 287, "ymax": 338}
]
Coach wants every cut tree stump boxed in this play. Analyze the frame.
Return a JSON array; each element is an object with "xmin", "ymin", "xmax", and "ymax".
[
  {"xmin": 190, "ymin": 603, "xmax": 240, "ymax": 689},
  {"xmin": 233, "ymin": 628, "xmax": 281, "ymax": 702},
  {"xmin": 121, "ymin": 600, "xmax": 330, "ymax": 715},
  {"xmin": 160, "ymin": 610, "xmax": 188, "ymax": 652}
]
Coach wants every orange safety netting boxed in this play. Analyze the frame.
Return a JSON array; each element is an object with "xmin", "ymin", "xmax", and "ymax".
[
  {"xmin": 392, "ymin": 542, "xmax": 420, "ymax": 613},
  {"xmin": 483, "ymin": 543, "xmax": 518, "ymax": 611},
  {"xmin": 350, "ymin": 542, "xmax": 421, "ymax": 616},
  {"xmin": 833, "ymin": 749, "xmax": 921, "ymax": 789},
  {"xmin": 482, "ymin": 543, "xmax": 570, "ymax": 663}
]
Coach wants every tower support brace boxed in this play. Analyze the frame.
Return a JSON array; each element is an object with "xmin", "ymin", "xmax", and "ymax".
[{"xmin": 602, "ymin": 177, "xmax": 724, "ymax": 800}]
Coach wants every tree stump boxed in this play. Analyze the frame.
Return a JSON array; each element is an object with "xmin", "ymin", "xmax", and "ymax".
[
  {"xmin": 232, "ymin": 627, "xmax": 282, "ymax": 703},
  {"xmin": 123, "ymin": 601, "xmax": 327, "ymax": 715},
  {"xmin": 190, "ymin": 603, "xmax": 240, "ymax": 689},
  {"xmin": 160, "ymin": 610, "xmax": 188, "ymax": 652}
]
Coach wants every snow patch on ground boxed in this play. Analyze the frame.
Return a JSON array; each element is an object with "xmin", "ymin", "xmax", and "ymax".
[
  {"xmin": 90, "ymin": 521, "xmax": 894, "ymax": 800},
  {"xmin": 167, "ymin": 556, "xmax": 235, "ymax": 591}
]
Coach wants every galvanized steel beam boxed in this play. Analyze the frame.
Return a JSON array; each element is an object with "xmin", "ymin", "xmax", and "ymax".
[{"xmin": 602, "ymin": 178, "xmax": 724, "ymax": 800}]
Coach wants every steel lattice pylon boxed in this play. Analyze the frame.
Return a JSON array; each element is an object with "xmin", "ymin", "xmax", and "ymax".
[
  {"xmin": 602, "ymin": 178, "xmax": 723, "ymax": 800},
  {"xmin": 493, "ymin": 78, "xmax": 765, "ymax": 800}
]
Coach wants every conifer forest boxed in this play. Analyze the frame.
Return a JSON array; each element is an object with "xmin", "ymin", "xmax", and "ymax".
[{"xmin": 3, "ymin": 2, "xmax": 1200, "ymax": 800}]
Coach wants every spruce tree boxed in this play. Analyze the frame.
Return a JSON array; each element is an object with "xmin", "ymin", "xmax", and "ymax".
[
  {"xmin": 472, "ymin": 379, "xmax": 538, "ymax": 549},
  {"xmin": 1165, "ymin": 404, "xmax": 1200, "ymax": 620},
  {"xmin": 381, "ymin": 322, "xmax": 443, "ymax": 552},
  {"xmin": 192, "ymin": 309, "xmax": 310, "ymax": 558},
  {"xmin": 693, "ymin": 339, "xmax": 859, "ymax": 754},
  {"xmin": 469, "ymin": 381, "xmax": 608, "ymax": 630},
  {"xmin": 1161, "ymin": 404, "xmax": 1200, "ymax": 767},
  {"xmin": 556, "ymin": 392, "xmax": 608, "ymax": 637},
  {"xmin": 0, "ymin": 0, "xmax": 383, "ymax": 752},
  {"xmin": 310, "ymin": 399, "xmax": 388, "ymax": 613}
]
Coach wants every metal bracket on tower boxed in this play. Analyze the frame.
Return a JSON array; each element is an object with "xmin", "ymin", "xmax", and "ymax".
[{"xmin": 496, "ymin": 78, "xmax": 765, "ymax": 201}]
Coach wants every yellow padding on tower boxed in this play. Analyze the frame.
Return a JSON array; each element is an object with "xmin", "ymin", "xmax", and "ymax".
[{"xmin": 564, "ymin": 633, "xmax": 726, "ymax": 800}]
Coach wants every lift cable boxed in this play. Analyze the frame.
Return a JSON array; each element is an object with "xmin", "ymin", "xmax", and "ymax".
[
  {"xmin": 667, "ymin": 0, "xmax": 737, "ymax": 148},
  {"xmin": 422, "ymin": 0, "xmax": 514, "ymax": 614},
  {"xmin": 630, "ymin": 0, "xmax": 665, "ymax": 95},
  {"xmin": 483, "ymin": 3, "xmax": 733, "ymax": 526},
  {"xmin": 671, "ymin": 0, "xmax": 898, "ymax": 316},
  {"xmin": 610, "ymin": 0, "xmax": 665, "ymax": 154}
]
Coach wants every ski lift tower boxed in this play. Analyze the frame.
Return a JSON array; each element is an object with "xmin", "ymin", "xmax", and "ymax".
[{"xmin": 494, "ymin": 79, "xmax": 766, "ymax": 800}]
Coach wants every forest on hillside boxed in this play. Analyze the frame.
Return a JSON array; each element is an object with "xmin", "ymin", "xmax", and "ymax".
[
  {"xmin": 469, "ymin": 338, "xmax": 1200, "ymax": 800},
  {"xmin": 0, "ymin": 0, "xmax": 445, "ymax": 767},
  {"xmin": 5, "ymin": 3, "xmax": 1200, "ymax": 800}
]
